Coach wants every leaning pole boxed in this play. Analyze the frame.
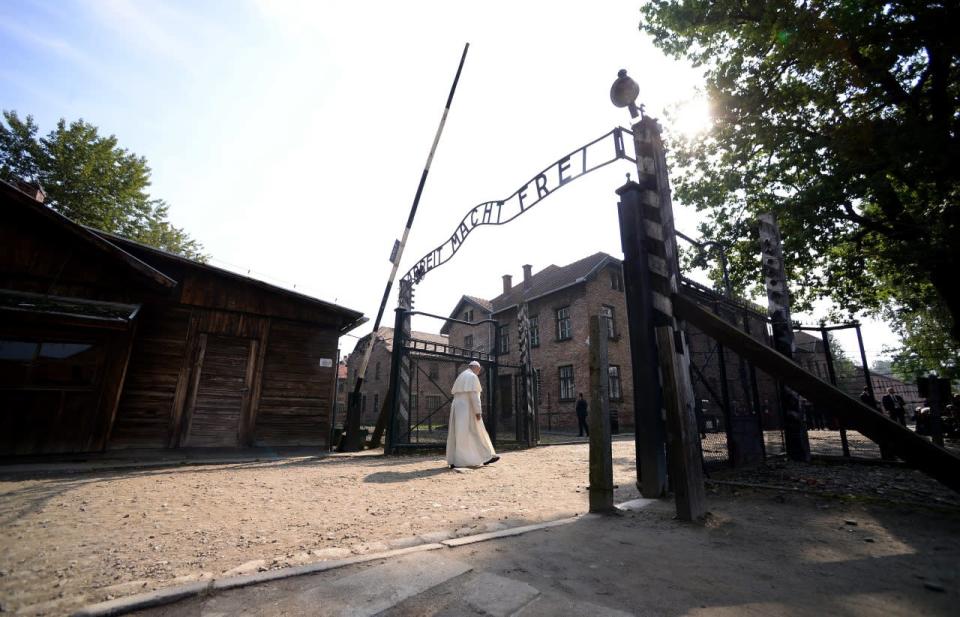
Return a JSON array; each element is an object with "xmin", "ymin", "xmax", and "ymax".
[{"xmin": 339, "ymin": 43, "xmax": 470, "ymax": 452}]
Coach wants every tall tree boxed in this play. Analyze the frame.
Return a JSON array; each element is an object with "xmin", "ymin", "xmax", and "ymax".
[
  {"xmin": 0, "ymin": 111, "xmax": 206, "ymax": 261},
  {"xmin": 639, "ymin": 1, "xmax": 960, "ymax": 361}
]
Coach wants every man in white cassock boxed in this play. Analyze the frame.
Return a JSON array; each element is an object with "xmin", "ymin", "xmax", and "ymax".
[{"xmin": 446, "ymin": 361, "xmax": 499, "ymax": 468}]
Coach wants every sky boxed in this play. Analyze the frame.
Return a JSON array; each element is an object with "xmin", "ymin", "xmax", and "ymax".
[{"xmin": 0, "ymin": 0, "xmax": 898, "ymax": 364}]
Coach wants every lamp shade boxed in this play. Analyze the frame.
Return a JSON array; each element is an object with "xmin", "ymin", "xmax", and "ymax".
[{"xmin": 610, "ymin": 69, "xmax": 639, "ymax": 109}]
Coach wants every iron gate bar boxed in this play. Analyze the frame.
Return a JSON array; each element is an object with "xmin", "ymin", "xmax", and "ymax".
[
  {"xmin": 794, "ymin": 322, "xmax": 860, "ymax": 332},
  {"xmin": 689, "ymin": 362, "xmax": 732, "ymax": 421},
  {"xmin": 386, "ymin": 309, "xmax": 507, "ymax": 452},
  {"xmin": 403, "ymin": 339, "xmax": 495, "ymax": 363},
  {"xmin": 399, "ymin": 343, "xmax": 523, "ymax": 370},
  {"xmin": 679, "ymin": 277, "xmax": 769, "ymax": 319},
  {"xmin": 401, "ymin": 361, "xmax": 454, "ymax": 436},
  {"xmin": 690, "ymin": 336, "xmax": 722, "ymax": 368}
]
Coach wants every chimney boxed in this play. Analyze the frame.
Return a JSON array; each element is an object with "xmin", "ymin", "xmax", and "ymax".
[
  {"xmin": 502, "ymin": 274, "xmax": 513, "ymax": 295},
  {"xmin": 522, "ymin": 264, "xmax": 533, "ymax": 289},
  {"xmin": 13, "ymin": 178, "xmax": 45, "ymax": 203}
]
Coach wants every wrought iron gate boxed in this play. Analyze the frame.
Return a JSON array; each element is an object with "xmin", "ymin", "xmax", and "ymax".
[{"xmin": 385, "ymin": 306, "xmax": 531, "ymax": 452}]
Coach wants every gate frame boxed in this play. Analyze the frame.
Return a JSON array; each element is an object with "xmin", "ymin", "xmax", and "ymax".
[{"xmin": 384, "ymin": 308, "xmax": 529, "ymax": 453}]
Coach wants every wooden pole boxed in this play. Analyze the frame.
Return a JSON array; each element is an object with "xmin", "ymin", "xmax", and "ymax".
[
  {"xmin": 617, "ymin": 181, "xmax": 667, "ymax": 498},
  {"xmin": 758, "ymin": 213, "xmax": 810, "ymax": 461},
  {"xmin": 589, "ymin": 315, "xmax": 615, "ymax": 513},
  {"xmin": 621, "ymin": 116, "xmax": 706, "ymax": 520}
]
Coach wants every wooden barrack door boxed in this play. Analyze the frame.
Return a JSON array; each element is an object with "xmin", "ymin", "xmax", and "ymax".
[{"xmin": 183, "ymin": 334, "xmax": 255, "ymax": 447}]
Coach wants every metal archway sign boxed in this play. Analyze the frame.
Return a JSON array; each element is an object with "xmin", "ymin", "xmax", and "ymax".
[
  {"xmin": 401, "ymin": 127, "xmax": 634, "ymax": 292},
  {"xmin": 380, "ymin": 126, "xmax": 638, "ymax": 452}
]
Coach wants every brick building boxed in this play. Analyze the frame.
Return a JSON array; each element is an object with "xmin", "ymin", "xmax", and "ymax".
[
  {"xmin": 344, "ymin": 327, "xmax": 458, "ymax": 426},
  {"xmin": 440, "ymin": 296, "xmax": 495, "ymax": 354},
  {"xmin": 444, "ymin": 252, "xmax": 835, "ymax": 439},
  {"xmin": 447, "ymin": 252, "xmax": 635, "ymax": 434}
]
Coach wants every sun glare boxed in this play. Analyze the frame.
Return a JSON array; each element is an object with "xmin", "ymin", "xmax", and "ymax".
[{"xmin": 670, "ymin": 96, "xmax": 713, "ymax": 137}]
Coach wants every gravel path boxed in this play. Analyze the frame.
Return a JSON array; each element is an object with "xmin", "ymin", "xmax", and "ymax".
[
  {"xmin": 5, "ymin": 439, "xmax": 958, "ymax": 616},
  {"xmin": 0, "ymin": 442, "xmax": 641, "ymax": 616}
]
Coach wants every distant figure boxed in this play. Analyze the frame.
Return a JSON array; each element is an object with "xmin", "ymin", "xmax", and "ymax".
[
  {"xmin": 446, "ymin": 361, "xmax": 498, "ymax": 468},
  {"xmin": 859, "ymin": 387, "xmax": 877, "ymax": 411},
  {"xmin": 576, "ymin": 392, "xmax": 589, "ymax": 437},
  {"xmin": 881, "ymin": 387, "xmax": 907, "ymax": 426},
  {"xmin": 916, "ymin": 399, "xmax": 933, "ymax": 435}
]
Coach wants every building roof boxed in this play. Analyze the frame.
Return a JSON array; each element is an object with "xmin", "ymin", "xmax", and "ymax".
[
  {"xmin": 440, "ymin": 294, "xmax": 493, "ymax": 334},
  {"xmin": 464, "ymin": 295, "xmax": 493, "ymax": 312},
  {"xmin": 1, "ymin": 180, "xmax": 177, "ymax": 289},
  {"xmin": 2, "ymin": 179, "xmax": 366, "ymax": 333},
  {"xmin": 491, "ymin": 252, "xmax": 619, "ymax": 313},
  {"xmin": 96, "ymin": 230, "xmax": 365, "ymax": 333}
]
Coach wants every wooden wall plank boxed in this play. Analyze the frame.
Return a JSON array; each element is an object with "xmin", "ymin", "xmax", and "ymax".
[
  {"xmin": 110, "ymin": 307, "xmax": 191, "ymax": 449},
  {"xmin": 253, "ymin": 319, "xmax": 337, "ymax": 446}
]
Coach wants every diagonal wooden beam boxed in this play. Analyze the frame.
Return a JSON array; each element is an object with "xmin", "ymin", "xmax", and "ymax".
[{"xmin": 674, "ymin": 292, "xmax": 960, "ymax": 493}]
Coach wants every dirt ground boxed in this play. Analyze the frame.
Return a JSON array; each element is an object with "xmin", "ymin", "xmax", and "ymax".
[
  {"xmin": 0, "ymin": 441, "xmax": 641, "ymax": 616},
  {"xmin": 2, "ymin": 441, "xmax": 958, "ymax": 616},
  {"xmin": 136, "ymin": 487, "xmax": 960, "ymax": 617}
]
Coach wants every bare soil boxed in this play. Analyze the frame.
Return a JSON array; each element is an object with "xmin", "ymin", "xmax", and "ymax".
[
  {"xmin": 0, "ymin": 442, "xmax": 640, "ymax": 615},
  {"xmin": 138, "ymin": 487, "xmax": 960, "ymax": 617},
  {"xmin": 2, "ymin": 441, "xmax": 958, "ymax": 616}
]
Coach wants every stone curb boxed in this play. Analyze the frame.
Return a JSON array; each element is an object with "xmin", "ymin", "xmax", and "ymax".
[
  {"xmin": 68, "ymin": 514, "xmax": 592, "ymax": 617},
  {"xmin": 71, "ymin": 581, "xmax": 212, "ymax": 617},
  {"xmin": 441, "ymin": 516, "xmax": 583, "ymax": 547},
  {"xmin": 210, "ymin": 543, "xmax": 444, "ymax": 592}
]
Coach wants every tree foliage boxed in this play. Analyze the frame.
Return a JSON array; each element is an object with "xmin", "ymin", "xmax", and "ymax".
[
  {"xmin": 0, "ymin": 110, "xmax": 206, "ymax": 261},
  {"xmin": 640, "ymin": 1, "xmax": 960, "ymax": 369}
]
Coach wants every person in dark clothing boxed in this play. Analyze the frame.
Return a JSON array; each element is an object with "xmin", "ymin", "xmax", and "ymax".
[
  {"xmin": 575, "ymin": 393, "xmax": 589, "ymax": 437},
  {"xmin": 881, "ymin": 387, "xmax": 907, "ymax": 426},
  {"xmin": 859, "ymin": 387, "xmax": 877, "ymax": 411}
]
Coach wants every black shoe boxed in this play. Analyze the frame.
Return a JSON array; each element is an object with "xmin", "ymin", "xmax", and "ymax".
[
  {"xmin": 484, "ymin": 456, "xmax": 500, "ymax": 465},
  {"xmin": 449, "ymin": 464, "xmax": 456, "ymax": 469}
]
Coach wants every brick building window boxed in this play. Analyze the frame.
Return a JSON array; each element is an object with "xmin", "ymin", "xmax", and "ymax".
[
  {"xmin": 429, "ymin": 363, "xmax": 439, "ymax": 379},
  {"xmin": 558, "ymin": 365, "xmax": 575, "ymax": 401},
  {"xmin": 534, "ymin": 368, "xmax": 542, "ymax": 404},
  {"xmin": 373, "ymin": 393, "xmax": 379, "ymax": 413},
  {"xmin": 499, "ymin": 329, "xmax": 510, "ymax": 354},
  {"xmin": 410, "ymin": 393, "xmax": 418, "ymax": 410},
  {"xmin": 611, "ymin": 269, "xmax": 624, "ymax": 292},
  {"xmin": 529, "ymin": 316, "xmax": 540, "ymax": 347},
  {"xmin": 608, "ymin": 365, "xmax": 622, "ymax": 400},
  {"xmin": 375, "ymin": 361, "xmax": 381, "ymax": 380},
  {"xmin": 464, "ymin": 309, "xmax": 474, "ymax": 322},
  {"xmin": 556, "ymin": 307, "xmax": 571, "ymax": 341},
  {"xmin": 601, "ymin": 305, "xmax": 616, "ymax": 338},
  {"xmin": 426, "ymin": 394, "xmax": 442, "ymax": 411},
  {"xmin": 464, "ymin": 334, "xmax": 474, "ymax": 349}
]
